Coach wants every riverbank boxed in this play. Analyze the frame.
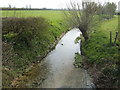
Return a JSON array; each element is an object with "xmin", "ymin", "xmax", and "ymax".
[
  {"xmin": 75, "ymin": 16, "xmax": 119, "ymax": 88},
  {"xmin": 2, "ymin": 17, "xmax": 69, "ymax": 88},
  {"xmin": 10, "ymin": 28, "xmax": 69, "ymax": 88},
  {"xmin": 33, "ymin": 29, "xmax": 93, "ymax": 88},
  {"xmin": 6, "ymin": 28, "xmax": 93, "ymax": 88}
]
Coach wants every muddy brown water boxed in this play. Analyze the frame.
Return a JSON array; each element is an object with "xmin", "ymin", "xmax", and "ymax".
[{"xmin": 32, "ymin": 28, "xmax": 94, "ymax": 88}]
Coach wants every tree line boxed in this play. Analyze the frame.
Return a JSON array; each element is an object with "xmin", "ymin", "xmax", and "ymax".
[
  {"xmin": 1, "ymin": 7, "xmax": 54, "ymax": 10},
  {"xmin": 97, "ymin": 2, "xmax": 117, "ymax": 19}
]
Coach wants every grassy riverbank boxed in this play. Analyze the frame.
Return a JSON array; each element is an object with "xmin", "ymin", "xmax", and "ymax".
[
  {"xmin": 75, "ymin": 16, "xmax": 119, "ymax": 88},
  {"xmin": 2, "ymin": 10, "xmax": 68, "ymax": 88}
]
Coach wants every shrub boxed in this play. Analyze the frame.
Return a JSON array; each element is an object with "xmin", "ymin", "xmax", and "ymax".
[
  {"xmin": 2, "ymin": 17, "xmax": 48, "ymax": 48},
  {"xmin": 2, "ymin": 17, "xmax": 50, "ymax": 70}
]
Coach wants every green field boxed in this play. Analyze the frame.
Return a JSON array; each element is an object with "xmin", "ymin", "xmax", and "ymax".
[
  {"xmin": 2, "ymin": 10, "xmax": 64, "ymax": 20},
  {"xmin": 2, "ymin": 10, "xmax": 67, "ymax": 35}
]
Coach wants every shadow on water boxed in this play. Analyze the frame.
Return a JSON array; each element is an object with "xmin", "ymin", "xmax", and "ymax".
[{"xmin": 32, "ymin": 28, "xmax": 94, "ymax": 88}]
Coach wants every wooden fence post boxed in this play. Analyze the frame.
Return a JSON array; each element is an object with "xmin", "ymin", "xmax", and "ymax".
[
  {"xmin": 110, "ymin": 31, "xmax": 112, "ymax": 45},
  {"xmin": 114, "ymin": 32, "xmax": 118, "ymax": 45}
]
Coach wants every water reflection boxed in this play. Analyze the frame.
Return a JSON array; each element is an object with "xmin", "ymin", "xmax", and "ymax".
[{"xmin": 36, "ymin": 28, "xmax": 92, "ymax": 88}]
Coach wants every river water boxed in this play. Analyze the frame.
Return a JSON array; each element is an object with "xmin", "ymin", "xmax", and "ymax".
[{"xmin": 34, "ymin": 28, "xmax": 93, "ymax": 88}]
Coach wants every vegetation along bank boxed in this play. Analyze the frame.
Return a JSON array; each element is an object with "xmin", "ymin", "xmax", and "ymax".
[
  {"xmin": 75, "ymin": 16, "xmax": 119, "ymax": 88},
  {"xmin": 2, "ymin": 13, "xmax": 68, "ymax": 87},
  {"xmin": 64, "ymin": 2, "xmax": 119, "ymax": 88},
  {"xmin": 2, "ymin": 2, "xmax": 119, "ymax": 88}
]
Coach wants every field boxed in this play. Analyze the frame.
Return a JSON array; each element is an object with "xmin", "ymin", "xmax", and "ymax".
[{"xmin": 2, "ymin": 10, "xmax": 64, "ymax": 20}]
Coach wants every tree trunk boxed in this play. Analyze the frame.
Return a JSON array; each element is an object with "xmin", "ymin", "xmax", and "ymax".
[
  {"xmin": 79, "ymin": 28, "xmax": 89, "ymax": 41},
  {"xmin": 110, "ymin": 31, "xmax": 112, "ymax": 45},
  {"xmin": 82, "ymin": 31, "xmax": 89, "ymax": 41},
  {"xmin": 114, "ymin": 32, "xmax": 118, "ymax": 45},
  {"xmin": 80, "ymin": 40, "xmax": 84, "ymax": 55}
]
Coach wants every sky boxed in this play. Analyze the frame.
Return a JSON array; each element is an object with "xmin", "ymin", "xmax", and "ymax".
[{"xmin": 0, "ymin": 0, "xmax": 119, "ymax": 9}]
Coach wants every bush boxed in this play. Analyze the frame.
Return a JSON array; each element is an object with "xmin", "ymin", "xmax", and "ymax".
[
  {"xmin": 2, "ymin": 17, "xmax": 48, "ymax": 48},
  {"xmin": 2, "ymin": 17, "xmax": 50, "ymax": 70}
]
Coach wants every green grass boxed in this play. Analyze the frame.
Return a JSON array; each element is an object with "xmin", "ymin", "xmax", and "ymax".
[
  {"xmin": 2, "ymin": 10, "xmax": 66, "ymax": 31},
  {"xmin": 74, "ymin": 16, "xmax": 119, "ymax": 87},
  {"xmin": 80, "ymin": 16, "xmax": 119, "ymax": 87},
  {"xmin": 2, "ymin": 10, "xmax": 64, "ymax": 20},
  {"xmin": 83, "ymin": 17, "xmax": 118, "ymax": 63}
]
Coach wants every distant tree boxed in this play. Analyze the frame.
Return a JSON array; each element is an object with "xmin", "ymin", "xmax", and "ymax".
[
  {"xmin": 97, "ymin": 3, "xmax": 104, "ymax": 15},
  {"xmin": 8, "ymin": 4, "xmax": 12, "ymax": 8},
  {"xmin": 103, "ymin": 2, "xmax": 117, "ymax": 19},
  {"xmin": 29, "ymin": 5, "xmax": 31, "ymax": 9},
  {"xmin": 64, "ymin": 1, "xmax": 98, "ymax": 41},
  {"xmin": 13, "ymin": 6, "xmax": 16, "ymax": 9},
  {"xmin": 42, "ymin": 8, "xmax": 47, "ymax": 10},
  {"xmin": 26, "ymin": 5, "xmax": 28, "ymax": 9}
]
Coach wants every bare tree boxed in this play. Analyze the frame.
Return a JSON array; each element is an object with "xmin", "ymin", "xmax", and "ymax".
[
  {"xmin": 103, "ymin": 2, "xmax": 117, "ymax": 19},
  {"xmin": 64, "ymin": 1, "xmax": 98, "ymax": 41}
]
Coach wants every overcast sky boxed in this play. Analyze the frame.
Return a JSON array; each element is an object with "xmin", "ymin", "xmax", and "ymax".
[{"xmin": 0, "ymin": 0, "xmax": 119, "ymax": 9}]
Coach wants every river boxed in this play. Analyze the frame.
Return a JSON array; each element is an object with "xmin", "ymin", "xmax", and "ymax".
[{"xmin": 32, "ymin": 28, "xmax": 94, "ymax": 88}]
